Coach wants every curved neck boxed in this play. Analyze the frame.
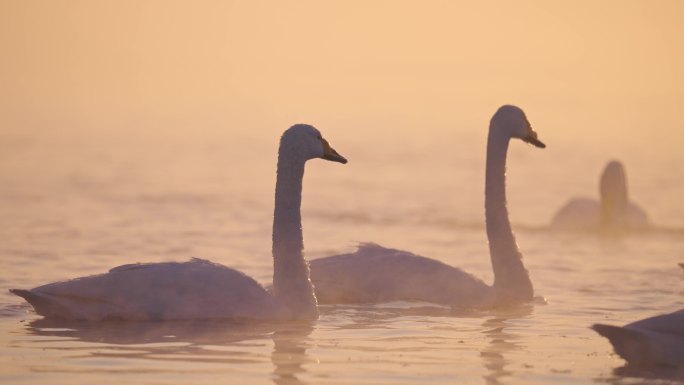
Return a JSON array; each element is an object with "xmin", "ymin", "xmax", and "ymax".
[
  {"xmin": 272, "ymin": 150, "xmax": 318, "ymax": 319},
  {"xmin": 485, "ymin": 123, "xmax": 533, "ymax": 301}
]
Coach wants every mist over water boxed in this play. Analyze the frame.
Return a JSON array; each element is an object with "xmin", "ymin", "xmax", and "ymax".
[
  {"xmin": 2, "ymin": 1, "xmax": 684, "ymax": 384},
  {"xmin": 2, "ymin": 123, "xmax": 684, "ymax": 384}
]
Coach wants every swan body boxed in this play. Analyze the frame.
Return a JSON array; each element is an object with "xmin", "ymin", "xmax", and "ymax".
[
  {"xmin": 11, "ymin": 259, "xmax": 278, "ymax": 321},
  {"xmin": 551, "ymin": 199, "xmax": 647, "ymax": 230},
  {"xmin": 311, "ymin": 243, "xmax": 491, "ymax": 306},
  {"xmin": 592, "ymin": 309, "xmax": 684, "ymax": 367},
  {"xmin": 551, "ymin": 160, "xmax": 648, "ymax": 232},
  {"xmin": 11, "ymin": 124, "xmax": 347, "ymax": 321},
  {"xmin": 310, "ymin": 105, "xmax": 545, "ymax": 307}
]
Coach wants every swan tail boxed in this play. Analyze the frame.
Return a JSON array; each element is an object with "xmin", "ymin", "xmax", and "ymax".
[
  {"xmin": 592, "ymin": 324, "xmax": 651, "ymax": 364},
  {"xmin": 10, "ymin": 289, "xmax": 76, "ymax": 319}
]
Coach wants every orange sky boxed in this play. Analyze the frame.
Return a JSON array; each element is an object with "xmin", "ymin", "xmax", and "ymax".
[{"xmin": 1, "ymin": 1, "xmax": 683, "ymax": 145}]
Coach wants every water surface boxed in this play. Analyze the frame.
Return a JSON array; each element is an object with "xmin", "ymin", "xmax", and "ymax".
[{"xmin": 2, "ymin": 127, "xmax": 683, "ymax": 384}]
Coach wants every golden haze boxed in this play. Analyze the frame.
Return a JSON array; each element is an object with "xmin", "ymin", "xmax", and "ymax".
[{"xmin": 1, "ymin": 1, "xmax": 683, "ymax": 148}]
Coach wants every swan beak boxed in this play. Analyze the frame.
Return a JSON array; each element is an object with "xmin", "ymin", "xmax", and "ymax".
[
  {"xmin": 523, "ymin": 131, "xmax": 546, "ymax": 148},
  {"xmin": 321, "ymin": 138, "xmax": 348, "ymax": 164}
]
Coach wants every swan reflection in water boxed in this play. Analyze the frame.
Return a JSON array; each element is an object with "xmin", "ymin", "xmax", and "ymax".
[
  {"xmin": 315, "ymin": 301, "xmax": 535, "ymax": 385},
  {"xmin": 23, "ymin": 318, "xmax": 314, "ymax": 385},
  {"xmin": 479, "ymin": 306, "xmax": 533, "ymax": 385},
  {"xmin": 271, "ymin": 324, "xmax": 314, "ymax": 385}
]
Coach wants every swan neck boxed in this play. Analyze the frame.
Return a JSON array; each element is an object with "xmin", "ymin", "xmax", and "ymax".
[
  {"xmin": 485, "ymin": 130, "xmax": 515, "ymax": 256},
  {"xmin": 599, "ymin": 170, "xmax": 629, "ymax": 228},
  {"xmin": 272, "ymin": 149, "xmax": 318, "ymax": 318},
  {"xmin": 485, "ymin": 123, "xmax": 533, "ymax": 301}
]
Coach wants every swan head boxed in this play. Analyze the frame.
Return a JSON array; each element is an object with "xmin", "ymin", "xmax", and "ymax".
[
  {"xmin": 600, "ymin": 160, "xmax": 627, "ymax": 198},
  {"xmin": 491, "ymin": 105, "xmax": 545, "ymax": 148},
  {"xmin": 280, "ymin": 124, "xmax": 348, "ymax": 164}
]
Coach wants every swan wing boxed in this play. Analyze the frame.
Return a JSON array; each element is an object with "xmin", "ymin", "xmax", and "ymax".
[
  {"xmin": 310, "ymin": 243, "xmax": 490, "ymax": 305},
  {"xmin": 11, "ymin": 259, "xmax": 278, "ymax": 320}
]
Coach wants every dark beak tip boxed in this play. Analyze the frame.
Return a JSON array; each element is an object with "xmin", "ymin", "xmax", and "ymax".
[
  {"xmin": 526, "ymin": 137, "xmax": 546, "ymax": 149},
  {"xmin": 322, "ymin": 153, "xmax": 348, "ymax": 164},
  {"xmin": 334, "ymin": 155, "xmax": 348, "ymax": 164}
]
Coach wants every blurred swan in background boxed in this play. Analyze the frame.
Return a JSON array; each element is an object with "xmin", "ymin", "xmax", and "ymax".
[
  {"xmin": 551, "ymin": 160, "xmax": 648, "ymax": 233},
  {"xmin": 592, "ymin": 309, "xmax": 684, "ymax": 367},
  {"xmin": 310, "ymin": 105, "xmax": 545, "ymax": 307},
  {"xmin": 10, "ymin": 124, "xmax": 347, "ymax": 321}
]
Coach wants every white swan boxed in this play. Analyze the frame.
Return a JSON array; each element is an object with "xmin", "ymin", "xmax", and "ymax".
[
  {"xmin": 309, "ymin": 105, "xmax": 545, "ymax": 306},
  {"xmin": 551, "ymin": 160, "xmax": 648, "ymax": 233},
  {"xmin": 592, "ymin": 309, "xmax": 684, "ymax": 367},
  {"xmin": 10, "ymin": 124, "xmax": 347, "ymax": 321}
]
